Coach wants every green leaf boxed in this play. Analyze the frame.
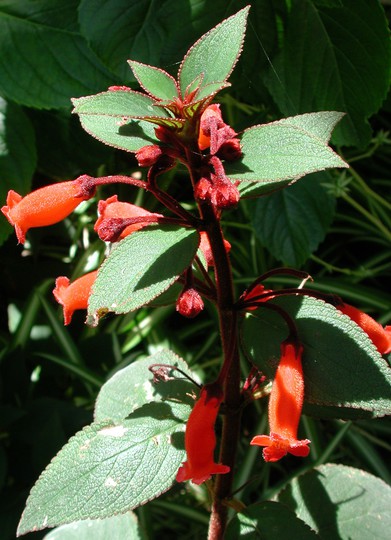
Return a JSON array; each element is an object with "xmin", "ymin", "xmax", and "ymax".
[
  {"xmin": 95, "ymin": 350, "xmax": 197, "ymax": 423},
  {"xmin": 241, "ymin": 296, "xmax": 391, "ymax": 419},
  {"xmin": 88, "ymin": 226, "xmax": 199, "ymax": 325},
  {"xmin": 43, "ymin": 512, "xmax": 144, "ymax": 540},
  {"xmin": 226, "ymin": 501, "xmax": 319, "ymax": 539},
  {"xmin": 0, "ymin": 98, "xmax": 36, "ymax": 245},
  {"xmin": 17, "ymin": 401, "xmax": 189, "ymax": 535},
  {"xmin": 72, "ymin": 90, "xmax": 171, "ymax": 119},
  {"xmin": 0, "ymin": 1, "xmax": 115, "ymax": 109},
  {"xmin": 225, "ymin": 114, "xmax": 348, "ymax": 193},
  {"xmin": 72, "ymin": 90, "xmax": 167, "ymax": 152},
  {"xmin": 251, "ymin": 172, "xmax": 336, "ymax": 267},
  {"xmin": 277, "ymin": 464, "xmax": 391, "ymax": 539},
  {"xmin": 263, "ymin": 0, "xmax": 391, "ymax": 147},
  {"xmin": 178, "ymin": 7, "xmax": 250, "ymax": 95},
  {"xmin": 129, "ymin": 61, "xmax": 178, "ymax": 101}
]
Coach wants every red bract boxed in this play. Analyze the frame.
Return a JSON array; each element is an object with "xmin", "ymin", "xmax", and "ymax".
[
  {"xmin": 1, "ymin": 181, "xmax": 92, "ymax": 244},
  {"xmin": 176, "ymin": 384, "xmax": 230, "ymax": 485},
  {"xmin": 53, "ymin": 271, "xmax": 98, "ymax": 325},
  {"xmin": 338, "ymin": 303, "xmax": 391, "ymax": 355},
  {"xmin": 94, "ymin": 195, "xmax": 163, "ymax": 241},
  {"xmin": 251, "ymin": 342, "xmax": 310, "ymax": 462}
]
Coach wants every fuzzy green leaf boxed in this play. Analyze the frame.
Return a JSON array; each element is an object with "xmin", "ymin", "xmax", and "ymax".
[
  {"xmin": 0, "ymin": 2, "xmax": 115, "ymax": 109},
  {"xmin": 179, "ymin": 7, "xmax": 249, "ymax": 96},
  {"xmin": 226, "ymin": 501, "xmax": 319, "ymax": 539},
  {"xmin": 226, "ymin": 114, "xmax": 348, "ymax": 193},
  {"xmin": 95, "ymin": 350, "xmax": 197, "ymax": 423},
  {"xmin": 263, "ymin": 0, "xmax": 391, "ymax": 147},
  {"xmin": 88, "ymin": 226, "xmax": 199, "ymax": 325},
  {"xmin": 277, "ymin": 464, "xmax": 391, "ymax": 539},
  {"xmin": 129, "ymin": 61, "xmax": 178, "ymax": 101},
  {"xmin": 43, "ymin": 512, "xmax": 144, "ymax": 540},
  {"xmin": 72, "ymin": 91, "xmax": 167, "ymax": 152},
  {"xmin": 251, "ymin": 172, "xmax": 336, "ymax": 267},
  {"xmin": 241, "ymin": 296, "xmax": 391, "ymax": 419},
  {"xmin": 17, "ymin": 402, "xmax": 189, "ymax": 535}
]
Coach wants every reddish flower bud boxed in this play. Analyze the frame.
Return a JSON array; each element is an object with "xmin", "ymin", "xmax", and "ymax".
[
  {"xmin": 338, "ymin": 303, "xmax": 391, "ymax": 355},
  {"xmin": 199, "ymin": 231, "xmax": 231, "ymax": 267},
  {"xmin": 194, "ymin": 177, "xmax": 213, "ymax": 201},
  {"xmin": 53, "ymin": 270, "xmax": 98, "ymax": 325},
  {"xmin": 135, "ymin": 145, "xmax": 163, "ymax": 167},
  {"xmin": 176, "ymin": 288, "xmax": 204, "ymax": 318},
  {"xmin": 1, "ymin": 181, "xmax": 92, "ymax": 244},
  {"xmin": 176, "ymin": 384, "xmax": 230, "ymax": 485},
  {"xmin": 251, "ymin": 342, "xmax": 310, "ymax": 462},
  {"xmin": 94, "ymin": 195, "xmax": 162, "ymax": 241},
  {"xmin": 108, "ymin": 85, "xmax": 132, "ymax": 91}
]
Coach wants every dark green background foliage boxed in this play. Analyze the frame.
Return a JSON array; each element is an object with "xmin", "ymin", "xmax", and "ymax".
[{"xmin": 0, "ymin": 1, "xmax": 390, "ymax": 538}]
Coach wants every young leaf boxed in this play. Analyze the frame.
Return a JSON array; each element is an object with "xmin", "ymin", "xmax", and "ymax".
[
  {"xmin": 263, "ymin": 0, "xmax": 391, "ymax": 147},
  {"xmin": 88, "ymin": 226, "xmax": 200, "ymax": 325},
  {"xmin": 226, "ymin": 501, "xmax": 319, "ymax": 540},
  {"xmin": 241, "ymin": 296, "xmax": 391, "ymax": 419},
  {"xmin": 95, "ymin": 350, "xmax": 197, "ymax": 423},
  {"xmin": 129, "ymin": 61, "xmax": 179, "ymax": 101},
  {"xmin": 251, "ymin": 172, "xmax": 336, "ymax": 267},
  {"xmin": 43, "ymin": 512, "xmax": 144, "ymax": 540},
  {"xmin": 17, "ymin": 402, "xmax": 190, "ymax": 536},
  {"xmin": 72, "ymin": 90, "xmax": 171, "ymax": 119},
  {"xmin": 277, "ymin": 464, "xmax": 391, "ymax": 539},
  {"xmin": 178, "ymin": 6, "xmax": 250, "ymax": 96},
  {"xmin": 72, "ymin": 90, "xmax": 171, "ymax": 152},
  {"xmin": 225, "ymin": 114, "xmax": 348, "ymax": 191}
]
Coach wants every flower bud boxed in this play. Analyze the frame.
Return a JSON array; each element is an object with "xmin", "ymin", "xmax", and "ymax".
[
  {"xmin": 135, "ymin": 144, "xmax": 163, "ymax": 167},
  {"xmin": 176, "ymin": 288, "xmax": 204, "ymax": 318}
]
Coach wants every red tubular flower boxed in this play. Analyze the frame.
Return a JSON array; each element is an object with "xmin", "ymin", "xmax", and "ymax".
[
  {"xmin": 94, "ymin": 195, "xmax": 163, "ymax": 241},
  {"xmin": 338, "ymin": 303, "xmax": 391, "ymax": 355},
  {"xmin": 53, "ymin": 270, "xmax": 98, "ymax": 325},
  {"xmin": 251, "ymin": 342, "xmax": 310, "ymax": 462},
  {"xmin": 176, "ymin": 384, "xmax": 230, "ymax": 485},
  {"xmin": 1, "ymin": 181, "xmax": 92, "ymax": 244}
]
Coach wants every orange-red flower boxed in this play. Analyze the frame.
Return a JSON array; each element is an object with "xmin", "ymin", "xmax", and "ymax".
[
  {"xmin": 251, "ymin": 342, "xmax": 310, "ymax": 462},
  {"xmin": 53, "ymin": 271, "xmax": 98, "ymax": 325},
  {"xmin": 338, "ymin": 303, "xmax": 391, "ymax": 355},
  {"xmin": 176, "ymin": 384, "xmax": 230, "ymax": 485},
  {"xmin": 94, "ymin": 195, "xmax": 163, "ymax": 241},
  {"xmin": 1, "ymin": 181, "xmax": 92, "ymax": 244}
]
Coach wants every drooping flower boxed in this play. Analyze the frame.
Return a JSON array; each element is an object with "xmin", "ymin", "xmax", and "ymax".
[
  {"xmin": 53, "ymin": 270, "xmax": 98, "ymax": 325},
  {"xmin": 94, "ymin": 195, "xmax": 163, "ymax": 241},
  {"xmin": 1, "ymin": 181, "xmax": 93, "ymax": 244},
  {"xmin": 251, "ymin": 341, "xmax": 310, "ymax": 462},
  {"xmin": 194, "ymin": 156, "xmax": 240, "ymax": 210},
  {"xmin": 197, "ymin": 103, "xmax": 242, "ymax": 160},
  {"xmin": 176, "ymin": 383, "xmax": 230, "ymax": 485},
  {"xmin": 338, "ymin": 303, "xmax": 391, "ymax": 355}
]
